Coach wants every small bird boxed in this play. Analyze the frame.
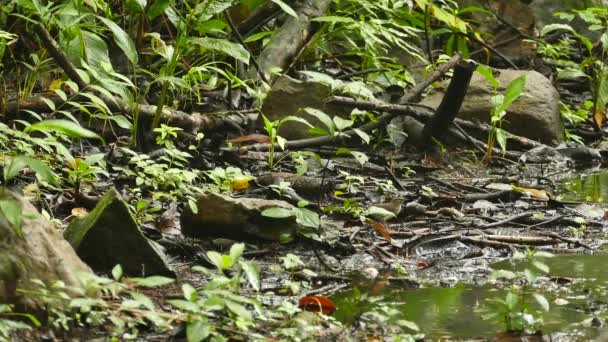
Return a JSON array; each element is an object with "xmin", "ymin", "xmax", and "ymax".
[{"xmin": 366, "ymin": 198, "xmax": 406, "ymax": 221}]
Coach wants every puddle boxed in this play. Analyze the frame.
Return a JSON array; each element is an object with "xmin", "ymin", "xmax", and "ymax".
[
  {"xmin": 558, "ymin": 172, "xmax": 608, "ymax": 203},
  {"xmin": 333, "ymin": 254, "xmax": 608, "ymax": 339}
]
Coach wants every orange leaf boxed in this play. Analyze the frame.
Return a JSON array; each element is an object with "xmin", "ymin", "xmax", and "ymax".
[
  {"xmin": 298, "ymin": 295, "xmax": 336, "ymax": 315},
  {"xmin": 370, "ymin": 219, "xmax": 392, "ymax": 242},
  {"xmin": 370, "ymin": 271, "xmax": 391, "ymax": 295},
  {"xmin": 594, "ymin": 106, "xmax": 604, "ymax": 131},
  {"xmin": 226, "ymin": 134, "xmax": 270, "ymax": 144}
]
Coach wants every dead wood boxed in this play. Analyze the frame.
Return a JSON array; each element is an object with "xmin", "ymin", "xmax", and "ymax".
[
  {"xmin": 254, "ymin": 0, "xmax": 333, "ymax": 81},
  {"xmin": 420, "ymin": 61, "xmax": 475, "ymax": 148}
]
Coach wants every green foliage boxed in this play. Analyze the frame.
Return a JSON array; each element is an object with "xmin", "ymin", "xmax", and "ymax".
[
  {"xmin": 484, "ymin": 248, "xmax": 554, "ymax": 333},
  {"xmin": 476, "ymin": 65, "xmax": 526, "ymax": 162}
]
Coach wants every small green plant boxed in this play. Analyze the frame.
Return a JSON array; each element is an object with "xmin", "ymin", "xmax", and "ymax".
[
  {"xmin": 260, "ymin": 114, "xmax": 312, "ymax": 169},
  {"xmin": 484, "ymin": 248, "xmax": 554, "ymax": 333},
  {"xmin": 476, "ymin": 66, "xmax": 526, "ymax": 162},
  {"xmin": 0, "ymin": 304, "xmax": 40, "ymax": 341},
  {"xmin": 63, "ymin": 153, "xmax": 108, "ymax": 194}
]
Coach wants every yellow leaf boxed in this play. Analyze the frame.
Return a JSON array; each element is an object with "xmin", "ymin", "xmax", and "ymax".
[
  {"xmin": 71, "ymin": 207, "xmax": 89, "ymax": 217},
  {"xmin": 512, "ymin": 185, "xmax": 549, "ymax": 200},
  {"xmin": 334, "ymin": 191, "xmax": 344, "ymax": 197}
]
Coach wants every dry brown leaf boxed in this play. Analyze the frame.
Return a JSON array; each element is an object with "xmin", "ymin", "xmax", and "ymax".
[
  {"xmin": 226, "ymin": 134, "xmax": 270, "ymax": 144},
  {"xmin": 370, "ymin": 219, "xmax": 392, "ymax": 242}
]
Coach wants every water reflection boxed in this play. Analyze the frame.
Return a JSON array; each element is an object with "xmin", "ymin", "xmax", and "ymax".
[
  {"xmin": 333, "ymin": 254, "xmax": 608, "ymax": 339},
  {"xmin": 559, "ymin": 172, "xmax": 608, "ymax": 203}
]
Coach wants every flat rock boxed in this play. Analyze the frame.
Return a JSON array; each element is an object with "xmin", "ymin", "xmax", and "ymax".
[
  {"xmin": 64, "ymin": 188, "xmax": 174, "ymax": 276},
  {"xmin": 420, "ymin": 69, "xmax": 563, "ymax": 145},
  {"xmin": 0, "ymin": 188, "xmax": 91, "ymax": 309},
  {"xmin": 181, "ymin": 192, "xmax": 299, "ymax": 241}
]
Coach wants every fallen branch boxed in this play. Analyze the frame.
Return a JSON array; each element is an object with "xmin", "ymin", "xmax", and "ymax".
[{"xmin": 236, "ymin": 54, "xmax": 463, "ymax": 152}]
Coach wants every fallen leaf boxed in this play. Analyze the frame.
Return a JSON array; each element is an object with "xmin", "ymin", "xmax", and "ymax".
[
  {"xmin": 298, "ymin": 295, "xmax": 336, "ymax": 315},
  {"xmin": 512, "ymin": 185, "xmax": 549, "ymax": 200},
  {"xmin": 226, "ymin": 134, "xmax": 270, "ymax": 144},
  {"xmin": 369, "ymin": 219, "xmax": 392, "ymax": 242},
  {"xmin": 71, "ymin": 207, "xmax": 88, "ymax": 217},
  {"xmin": 417, "ymin": 261, "xmax": 428, "ymax": 268},
  {"xmin": 370, "ymin": 271, "xmax": 390, "ymax": 295},
  {"xmin": 594, "ymin": 106, "xmax": 604, "ymax": 131}
]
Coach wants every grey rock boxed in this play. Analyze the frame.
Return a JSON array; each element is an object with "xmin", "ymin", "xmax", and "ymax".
[
  {"xmin": 0, "ymin": 188, "xmax": 91, "ymax": 309},
  {"xmin": 420, "ymin": 69, "xmax": 563, "ymax": 145},
  {"xmin": 64, "ymin": 188, "xmax": 174, "ymax": 276},
  {"xmin": 182, "ymin": 192, "xmax": 300, "ymax": 242}
]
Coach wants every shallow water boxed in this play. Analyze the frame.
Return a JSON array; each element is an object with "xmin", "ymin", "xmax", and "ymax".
[
  {"xmin": 333, "ymin": 254, "xmax": 608, "ymax": 339},
  {"xmin": 558, "ymin": 172, "xmax": 608, "ymax": 203}
]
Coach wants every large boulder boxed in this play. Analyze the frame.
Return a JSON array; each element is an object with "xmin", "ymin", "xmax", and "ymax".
[
  {"xmin": 420, "ymin": 69, "xmax": 563, "ymax": 145},
  {"xmin": 0, "ymin": 188, "xmax": 91, "ymax": 309},
  {"xmin": 64, "ymin": 188, "xmax": 174, "ymax": 276},
  {"xmin": 181, "ymin": 192, "xmax": 300, "ymax": 242}
]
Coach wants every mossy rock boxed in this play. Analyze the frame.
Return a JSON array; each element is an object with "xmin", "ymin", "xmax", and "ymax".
[{"xmin": 64, "ymin": 188, "xmax": 174, "ymax": 276}]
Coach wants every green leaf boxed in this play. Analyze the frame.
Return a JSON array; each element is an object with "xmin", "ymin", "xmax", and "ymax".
[
  {"xmin": 182, "ymin": 283, "xmax": 198, "ymax": 301},
  {"xmin": 98, "ymin": 16, "xmax": 138, "ymax": 65},
  {"xmin": 293, "ymin": 207, "xmax": 320, "ymax": 229},
  {"xmin": 229, "ymin": 243, "xmax": 245, "ymax": 264},
  {"xmin": 110, "ymin": 115, "xmax": 133, "ymax": 130},
  {"xmin": 333, "ymin": 116, "xmax": 354, "ymax": 132},
  {"xmin": 352, "ymin": 128, "xmax": 370, "ymax": 144},
  {"xmin": 127, "ymin": 276, "xmax": 175, "ymax": 287},
  {"xmin": 350, "ymin": 151, "xmax": 369, "ymax": 166},
  {"xmin": 490, "ymin": 270, "xmax": 516, "ymax": 280},
  {"xmin": 540, "ymin": 23, "xmax": 574, "ymax": 37},
  {"xmin": 0, "ymin": 199, "xmax": 23, "ymax": 238},
  {"xmin": 312, "ymin": 16, "xmax": 355, "ymax": 23},
  {"xmin": 270, "ymin": 0, "xmax": 297, "ymax": 18},
  {"xmin": 476, "ymin": 65, "xmax": 498, "ymax": 89},
  {"xmin": 261, "ymin": 207, "xmax": 294, "ymax": 218},
  {"xmin": 225, "ymin": 299, "xmax": 252, "ymax": 320},
  {"xmin": 533, "ymin": 293, "xmax": 550, "ymax": 312},
  {"xmin": 365, "ymin": 206, "xmax": 396, "ymax": 221},
  {"xmin": 207, "ymin": 251, "xmax": 224, "ymax": 271},
  {"xmin": 192, "ymin": 37, "xmax": 250, "ymax": 65},
  {"xmin": 240, "ymin": 260, "xmax": 260, "ymax": 291},
  {"xmin": 501, "ymin": 75, "xmax": 526, "ymax": 111},
  {"xmin": 147, "ymin": 0, "xmax": 170, "ymax": 19},
  {"xmin": 303, "ymin": 108, "xmax": 334, "ymax": 135},
  {"xmin": 25, "ymin": 120, "xmax": 103, "ymax": 141},
  {"xmin": 187, "ymin": 319, "xmax": 210, "ymax": 342},
  {"xmin": 112, "ymin": 264, "xmax": 123, "ymax": 281},
  {"xmin": 4, "ymin": 156, "xmax": 59, "ymax": 186}
]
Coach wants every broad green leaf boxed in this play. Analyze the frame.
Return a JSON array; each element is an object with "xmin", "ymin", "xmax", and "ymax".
[
  {"xmin": 187, "ymin": 319, "xmax": 210, "ymax": 342},
  {"xmin": 502, "ymin": 75, "xmax": 526, "ymax": 109},
  {"xmin": 366, "ymin": 206, "xmax": 396, "ymax": 221},
  {"xmin": 25, "ymin": 120, "xmax": 103, "ymax": 141},
  {"xmin": 98, "ymin": 16, "xmax": 138, "ymax": 65},
  {"xmin": 270, "ymin": 0, "xmax": 297, "ymax": 18},
  {"xmin": 333, "ymin": 116, "xmax": 354, "ymax": 132},
  {"xmin": 0, "ymin": 199, "xmax": 23, "ymax": 238},
  {"xmin": 533, "ymin": 293, "xmax": 550, "ymax": 312},
  {"xmin": 127, "ymin": 276, "xmax": 175, "ymax": 287},
  {"xmin": 350, "ymin": 151, "xmax": 369, "ymax": 165},
  {"xmin": 147, "ymin": 0, "xmax": 170, "ymax": 19},
  {"xmin": 293, "ymin": 207, "xmax": 320, "ymax": 229},
  {"xmin": 229, "ymin": 243, "xmax": 245, "ymax": 263},
  {"xmin": 225, "ymin": 299, "xmax": 252, "ymax": 320},
  {"xmin": 112, "ymin": 264, "xmax": 123, "ymax": 281},
  {"xmin": 540, "ymin": 23, "xmax": 574, "ymax": 37},
  {"xmin": 110, "ymin": 115, "xmax": 133, "ymax": 130},
  {"xmin": 206, "ymin": 251, "xmax": 224, "ymax": 271},
  {"xmin": 240, "ymin": 260, "xmax": 261, "ymax": 291},
  {"xmin": 353, "ymin": 128, "xmax": 370, "ymax": 144},
  {"xmin": 3, "ymin": 156, "xmax": 59, "ymax": 186},
  {"xmin": 312, "ymin": 16, "xmax": 355, "ymax": 23},
  {"xmin": 261, "ymin": 207, "xmax": 293, "ymax": 218},
  {"xmin": 476, "ymin": 65, "xmax": 498, "ymax": 89},
  {"xmin": 182, "ymin": 283, "xmax": 197, "ymax": 301},
  {"xmin": 303, "ymin": 108, "xmax": 334, "ymax": 135},
  {"xmin": 490, "ymin": 269, "xmax": 516, "ymax": 280},
  {"xmin": 193, "ymin": 37, "xmax": 250, "ymax": 65}
]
